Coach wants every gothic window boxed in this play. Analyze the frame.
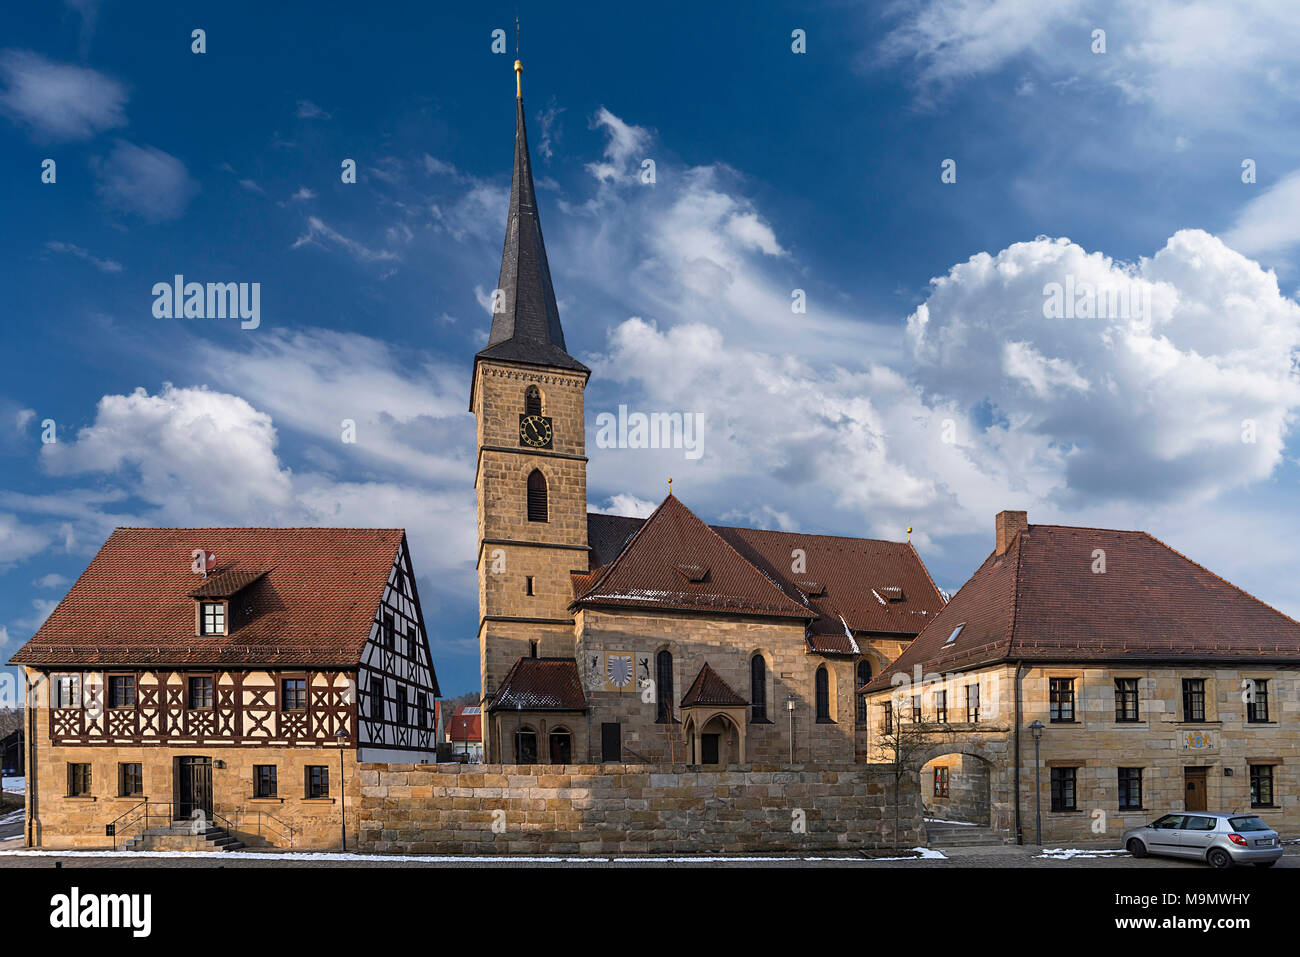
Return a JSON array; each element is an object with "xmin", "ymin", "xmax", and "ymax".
[
  {"xmin": 515, "ymin": 727, "xmax": 538, "ymax": 764},
  {"xmin": 527, "ymin": 470, "xmax": 548, "ymax": 522},
  {"xmin": 524, "ymin": 385, "xmax": 542, "ymax": 416},
  {"xmin": 815, "ymin": 666, "xmax": 832, "ymax": 723},
  {"xmin": 549, "ymin": 728, "xmax": 572, "ymax": 764},
  {"xmin": 655, "ymin": 650, "xmax": 674, "ymax": 723},
  {"xmin": 750, "ymin": 655, "xmax": 768, "ymax": 723},
  {"xmin": 856, "ymin": 660, "xmax": 871, "ymax": 723}
]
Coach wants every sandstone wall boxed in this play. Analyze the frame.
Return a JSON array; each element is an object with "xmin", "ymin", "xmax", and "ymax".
[{"xmin": 357, "ymin": 761, "xmax": 923, "ymax": 855}]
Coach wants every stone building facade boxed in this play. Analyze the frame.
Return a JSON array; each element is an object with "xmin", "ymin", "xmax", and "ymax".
[{"xmin": 864, "ymin": 511, "xmax": 1300, "ymax": 846}]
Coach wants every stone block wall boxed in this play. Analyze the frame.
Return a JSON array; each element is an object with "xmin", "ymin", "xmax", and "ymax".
[{"xmin": 357, "ymin": 761, "xmax": 923, "ymax": 855}]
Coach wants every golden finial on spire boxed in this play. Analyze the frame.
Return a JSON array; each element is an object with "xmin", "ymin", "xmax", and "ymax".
[
  {"xmin": 514, "ymin": 15, "xmax": 522, "ymax": 99},
  {"xmin": 906, "ymin": 526, "xmax": 913, "ymax": 542},
  {"xmin": 668, "ymin": 477, "xmax": 673, "ymax": 496}
]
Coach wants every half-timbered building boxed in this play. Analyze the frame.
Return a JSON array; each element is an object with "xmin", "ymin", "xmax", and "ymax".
[{"xmin": 10, "ymin": 527, "xmax": 440, "ymax": 850}]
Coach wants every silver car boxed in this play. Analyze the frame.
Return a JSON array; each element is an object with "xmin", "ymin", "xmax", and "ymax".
[{"xmin": 1123, "ymin": 812, "xmax": 1283, "ymax": 868}]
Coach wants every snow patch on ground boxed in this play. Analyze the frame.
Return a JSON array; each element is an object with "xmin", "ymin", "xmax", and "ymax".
[
  {"xmin": 925, "ymin": 818, "xmax": 979, "ymax": 826},
  {"xmin": 1037, "ymin": 847, "xmax": 1128, "ymax": 859},
  {"xmin": 2, "ymin": 777, "xmax": 25, "ymax": 794}
]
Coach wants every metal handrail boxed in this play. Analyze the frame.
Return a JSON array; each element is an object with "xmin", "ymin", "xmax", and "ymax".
[{"xmin": 244, "ymin": 809, "xmax": 296, "ymax": 848}]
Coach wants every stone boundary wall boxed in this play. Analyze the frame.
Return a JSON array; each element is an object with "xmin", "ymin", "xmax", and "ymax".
[{"xmin": 358, "ymin": 762, "xmax": 922, "ymax": 855}]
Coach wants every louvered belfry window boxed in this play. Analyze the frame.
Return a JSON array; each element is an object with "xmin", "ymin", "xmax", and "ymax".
[
  {"xmin": 524, "ymin": 386, "xmax": 542, "ymax": 416},
  {"xmin": 527, "ymin": 469, "xmax": 548, "ymax": 522}
]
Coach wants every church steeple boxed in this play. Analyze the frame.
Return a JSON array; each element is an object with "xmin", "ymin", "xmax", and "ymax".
[{"xmin": 475, "ymin": 58, "xmax": 587, "ymax": 375}]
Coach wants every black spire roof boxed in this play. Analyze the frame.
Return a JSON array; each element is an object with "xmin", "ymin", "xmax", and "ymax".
[{"xmin": 475, "ymin": 66, "xmax": 588, "ymax": 376}]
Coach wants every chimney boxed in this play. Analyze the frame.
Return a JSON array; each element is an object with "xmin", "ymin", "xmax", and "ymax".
[{"xmin": 995, "ymin": 510, "xmax": 1028, "ymax": 556}]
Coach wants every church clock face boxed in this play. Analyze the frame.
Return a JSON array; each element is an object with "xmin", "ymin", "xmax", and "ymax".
[{"xmin": 519, "ymin": 414, "xmax": 553, "ymax": 449}]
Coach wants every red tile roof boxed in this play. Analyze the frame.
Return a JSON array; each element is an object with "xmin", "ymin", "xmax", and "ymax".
[
  {"xmin": 447, "ymin": 705, "xmax": 482, "ymax": 743},
  {"xmin": 583, "ymin": 502, "xmax": 946, "ymax": 651},
  {"xmin": 866, "ymin": 523, "xmax": 1300, "ymax": 692},
  {"xmin": 680, "ymin": 662, "xmax": 747, "ymax": 707},
  {"xmin": 10, "ymin": 527, "xmax": 405, "ymax": 667},
  {"xmin": 574, "ymin": 497, "xmax": 814, "ymax": 621},
  {"xmin": 487, "ymin": 658, "xmax": 588, "ymax": 712}
]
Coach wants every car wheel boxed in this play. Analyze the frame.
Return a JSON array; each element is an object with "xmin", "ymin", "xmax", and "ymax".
[
  {"xmin": 1254, "ymin": 861, "xmax": 1276, "ymax": 868},
  {"xmin": 1207, "ymin": 848, "xmax": 1233, "ymax": 869},
  {"xmin": 1126, "ymin": 838, "xmax": 1147, "ymax": 858}
]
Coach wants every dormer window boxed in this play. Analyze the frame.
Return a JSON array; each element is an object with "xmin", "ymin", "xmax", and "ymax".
[{"xmin": 201, "ymin": 601, "xmax": 227, "ymax": 635}]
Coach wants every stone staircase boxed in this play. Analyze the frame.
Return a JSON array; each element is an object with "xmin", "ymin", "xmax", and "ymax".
[
  {"xmin": 120, "ymin": 822, "xmax": 247, "ymax": 852},
  {"xmin": 924, "ymin": 820, "xmax": 1001, "ymax": 847}
]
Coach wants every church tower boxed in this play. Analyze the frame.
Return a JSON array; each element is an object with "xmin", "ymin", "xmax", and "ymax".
[{"xmin": 471, "ymin": 59, "xmax": 589, "ymax": 757}]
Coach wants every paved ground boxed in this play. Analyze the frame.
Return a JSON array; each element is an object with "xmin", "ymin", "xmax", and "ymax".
[{"xmin": 0, "ymin": 840, "xmax": 1294, "ymax": 868}]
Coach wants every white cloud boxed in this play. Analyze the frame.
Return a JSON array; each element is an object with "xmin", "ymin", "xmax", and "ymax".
[
  {"xmin": 290, "ymin": 186, "xmax": 317, "ymax": 202},
  {"xmin": 32, "ymin": 573, "xmax": 70, "ymax": 588},
  {"xmin": 93, "ymin": 140, "xmax": 197, "ymax": 222},
  {"xmin": 1225, "ymin": 169, "xmax": 1300, "ymax": 258},
  {"xmin": 41, "ymin": 385, "xmax": 294, "ymax": 524},
  {"xmin": 599, "ymin": 493, "xmax": 657, "ymax": 518},
  {"xmin": 296, "ymin": 99, "xmax": 331, "ymax": 120},
  {"xmin": 0, "ymin": 50, "xmax": 126, "ymax": 141},
  {"xmin": 586, "ymin": 107, "xmax": 651, "ymax": 182},
  {"xmin": 0, "ymin": 513, "xmax": 52, "ymax": 565},
  {"xmin": 291, "ymin": 216, "xmax": 399, "ymax": 263},
  {"xmin": 44, "ymin": 240, "xmax": 122, "ymax": 273},
  {"xmin": 877, "ymin": 0, "xmax": 1300, "ymax": 137}
]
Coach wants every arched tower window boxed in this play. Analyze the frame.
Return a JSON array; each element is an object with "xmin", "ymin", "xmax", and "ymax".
[
  {"xmin": 655, "ymin": 650, "xmax": 674, "ymax": 723},
  {"xmin": 526, "ymin": 469, "xmax": 548, "ymax": 522},
  {"xmin": 815, "ymin": 666, "xmax": 832, "ymax": 723},
  {"xmin": 750, "ymin": 655, "xmax": 768, "ymax": 723},
  {"xmin": 524, "ymin": 385, "xmax": 542, "ymax": 416},
  {"xmin": 856, "ymin": 660, "xmax": 872, "ymax": 723}
]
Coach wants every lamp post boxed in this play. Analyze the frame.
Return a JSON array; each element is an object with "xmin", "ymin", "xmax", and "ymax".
[
  {"xmin": 515, "ymin": 700, "xmax": 523, "ymax": 765},
  {"xmin": 335, "ymin": 727, "xmax": 348, "ymax": 852},
  {"xmin": 1028, "ymin": 719, "xmax": 1044, "ymax": 847},
  {"xmin": 786, "ymin": 694, "xmax": 797, "ymax": 764}
]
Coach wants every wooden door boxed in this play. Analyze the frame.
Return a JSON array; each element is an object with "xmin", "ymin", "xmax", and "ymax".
[
  {"xmin": 176, "ymin": 756, "xmax": 213, "ymax": 821},
  {"xmin": 1184, "ymin": 767, "xmax": 1208, "ymax": 812}
]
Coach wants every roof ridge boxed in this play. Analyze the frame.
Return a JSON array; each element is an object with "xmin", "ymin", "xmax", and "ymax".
[{"xmin": 710, "ymin": 523, "xmax": 912, "ymax": 547}]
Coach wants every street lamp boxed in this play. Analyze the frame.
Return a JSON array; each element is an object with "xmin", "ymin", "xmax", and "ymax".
[
  {"xmin": 1028, "ymin": 719, "xmax": 1045, "ymax": 847},
  {"xmin": 786, "ymin": 694, "xmax": 797, "ymax": 764},
  {"xmin": 335, "ymin": 727, "xmax": 348, "ymax": 852}
]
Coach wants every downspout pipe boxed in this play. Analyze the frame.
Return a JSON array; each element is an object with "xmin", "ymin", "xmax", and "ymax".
[
  {"xmin": 26, "ymin": 671, "xmax": 37, "ymax": 848},
  {"xmin": 1013, "ymin": 661, "xmax": 1025, "ymax": 845}
]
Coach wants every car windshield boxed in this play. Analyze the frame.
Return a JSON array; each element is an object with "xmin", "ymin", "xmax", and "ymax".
[{"xmin": 1228, "ymin": 815, "xmax": 1270, "ymax": 832}]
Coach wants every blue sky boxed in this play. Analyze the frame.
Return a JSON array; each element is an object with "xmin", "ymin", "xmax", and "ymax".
[{"xmin": 4, "ymin": 1, "xmax": 1300, "ymax": 697}]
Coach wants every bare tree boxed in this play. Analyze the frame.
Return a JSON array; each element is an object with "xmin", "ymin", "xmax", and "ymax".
[{"xmin": 872, "ymin": 699, "xmax": 950, "ymax": 849}]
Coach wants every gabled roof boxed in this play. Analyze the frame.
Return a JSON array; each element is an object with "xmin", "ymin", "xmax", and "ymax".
[
  {"xmin": 447, "ymin": 705, "xmax": 483, "ymax": 743},
  {"xmin": 583, "ymin": 507, "xmax": 946, "ymax": 647},
  {"xmin": 574, "ymin": 496, "xmax": 812, "ymax": 620},
  {"xmin": 10, "ymin": 527, "xmax": 406, "ymax": 667},
  {"xmin": 865, "ymin": 524, "xmax": 1300, "ymax": 692},
  {"xmin": 680, "ymin": 662, "xmax": 747, "ymax": 708},
  {"xmin": 487, "ymin": 657, "xmax": 588, "ymax": 712},
  {"xmin": 473, "ymin": 70, "xmax": 588, "ymax": 381}
]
